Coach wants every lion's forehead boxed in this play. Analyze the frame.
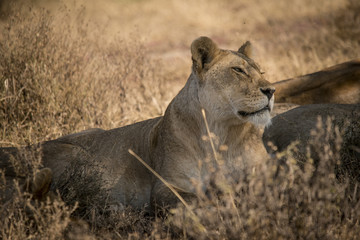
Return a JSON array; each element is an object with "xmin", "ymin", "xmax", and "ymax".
[{"xmin": 213, "ymin": 51, "xmax": 261, "ymax": 73}]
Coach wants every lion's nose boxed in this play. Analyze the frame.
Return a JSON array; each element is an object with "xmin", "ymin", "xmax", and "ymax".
[{"xmin": 260, "ymin": 87, "xmax": 275, "ymax": 100}]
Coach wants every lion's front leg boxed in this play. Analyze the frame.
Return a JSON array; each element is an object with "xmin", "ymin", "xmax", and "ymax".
[{"xmin": 150, "ymin": 180, "xmax": 197, "ymax": 212}]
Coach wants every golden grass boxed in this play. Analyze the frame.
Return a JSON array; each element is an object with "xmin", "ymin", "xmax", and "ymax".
[{"xmin": 1, "ymin": 0, "xmax": 360, "ymax": 239}]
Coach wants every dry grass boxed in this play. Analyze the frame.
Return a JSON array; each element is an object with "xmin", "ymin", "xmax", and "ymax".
[
  {"xmin": 0, "ymin": 2, "xmax": 172, "ymax": 146},
  {"xmin": 1, "ymin": 0, "xmax": 360, "ymax": 239}
]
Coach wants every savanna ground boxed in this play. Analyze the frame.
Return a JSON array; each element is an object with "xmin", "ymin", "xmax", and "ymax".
[{"xmin": 0, "ymin": 0, "xmax": 360, "ymax": 239}]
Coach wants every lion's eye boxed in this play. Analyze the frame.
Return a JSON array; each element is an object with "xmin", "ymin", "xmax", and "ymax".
[{"xmin": 232, "ymin": 67, "xmax": 247, "ymax": 75}]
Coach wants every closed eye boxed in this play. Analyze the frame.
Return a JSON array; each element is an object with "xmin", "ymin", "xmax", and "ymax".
[{"xmin": 232, "ymin": 67, "xmax": 247, "ymax": 76}]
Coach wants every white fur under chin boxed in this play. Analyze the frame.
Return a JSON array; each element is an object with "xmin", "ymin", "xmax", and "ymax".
[{"xmin": 249, "ymin": 110, "xmax": 272, "ymax": 126}]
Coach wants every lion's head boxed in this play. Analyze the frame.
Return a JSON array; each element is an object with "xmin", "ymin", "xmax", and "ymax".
[{"xmin": 191, "ymin": 36, "xmax": 275, "ymax": 126}]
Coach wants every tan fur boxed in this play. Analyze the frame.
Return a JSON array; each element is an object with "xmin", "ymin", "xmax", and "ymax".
[
  {"xmin": 270, "ymin": 60, "xmax": 360, "ymax": 116},
  {"xmin": 1, "ymin": 37, "xmax": 275, "ymax": 210},
  {"xmin": 23, "ymin": 168, "xmax": 53, "ymax": 201},
  {"xmin": 263, "ymin": 104, "xmax": 360, "ymax": 179},
  {"xmin": 273, "ymin": 60, "xmax": 360, "ymax": 105}
]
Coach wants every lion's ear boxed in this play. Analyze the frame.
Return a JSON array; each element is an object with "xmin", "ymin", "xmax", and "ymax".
[
  {"xmin": 191, "ymin": 36, "xmax": 220, "ymax": 74},
  {"xmin": 238, "ymin": 41, "xmax": 252, "ymax": 58},
  {"xmin": 25, "ymin": 168, "xmax": 53, "ymax": 201}
]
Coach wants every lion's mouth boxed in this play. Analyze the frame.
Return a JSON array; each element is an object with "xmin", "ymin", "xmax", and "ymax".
[{"xmin": 238, "ymin": 106, "xmax": 270, "ymax": 117}]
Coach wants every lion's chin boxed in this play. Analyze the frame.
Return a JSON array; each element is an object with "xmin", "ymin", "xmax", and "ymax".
[
  {"xmin": 246, "ymin": 110, "xmax": 272, "ymax": 126},
  {"xmin": 237, "ymin": 105, "xmax": 270, "ymax": 117},
  {"xmin": 236, "ymin": 105, "xmax": 272, "ymax": 126}
]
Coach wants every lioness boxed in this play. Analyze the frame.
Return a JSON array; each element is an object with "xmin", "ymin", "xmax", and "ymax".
[
  {"xmin": 263, "ymin": 104, "xmax": 360, "ymax": 180},
  {"xmin": 271, "ymin": 60, "xmax": 360, "ymax": 116},
  {"xmin": 0, "ymin": 37, "xmax": 275, "ymax": 210},
  {"xmin": 274, "ymin": 60, "xmax": 360, "ymax": 105}
]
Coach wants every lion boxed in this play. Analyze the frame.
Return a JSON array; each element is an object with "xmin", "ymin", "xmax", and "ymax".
[
  {"xmin": 263, "ymin": 104, "xmax": 360, "ymax": 180},
  {"xmin": 0, "ymin": 36, "xmax": 275, "ymax": 211},
  {"xmin": 274, "ymin": 60, "xmax": 360, "ymax": 106},
  {"xmin": 270, "ymin": 60, "xmax": 360, "ymax": 116}
]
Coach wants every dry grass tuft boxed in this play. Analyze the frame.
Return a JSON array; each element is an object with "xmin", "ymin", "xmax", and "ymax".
[
  {"xmin": 0, "ymin": 176, "xmax": 77, "ymax": 239},
  {"xmin": 335, "ymin": 0, "xmax": 360, "ymax": 43},
  {"xmin": 0, "ymin": 3, "xmax": 170, "ymax": 147}
]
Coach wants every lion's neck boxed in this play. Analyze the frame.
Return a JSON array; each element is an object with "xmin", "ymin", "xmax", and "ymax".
[
  {"xmin": 162, "ymin": 73, "xmax": 268, "ymax": 166},
  {"xmin": 202, "ymin": 114, "xmax": 267, "ymax": 167}
]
